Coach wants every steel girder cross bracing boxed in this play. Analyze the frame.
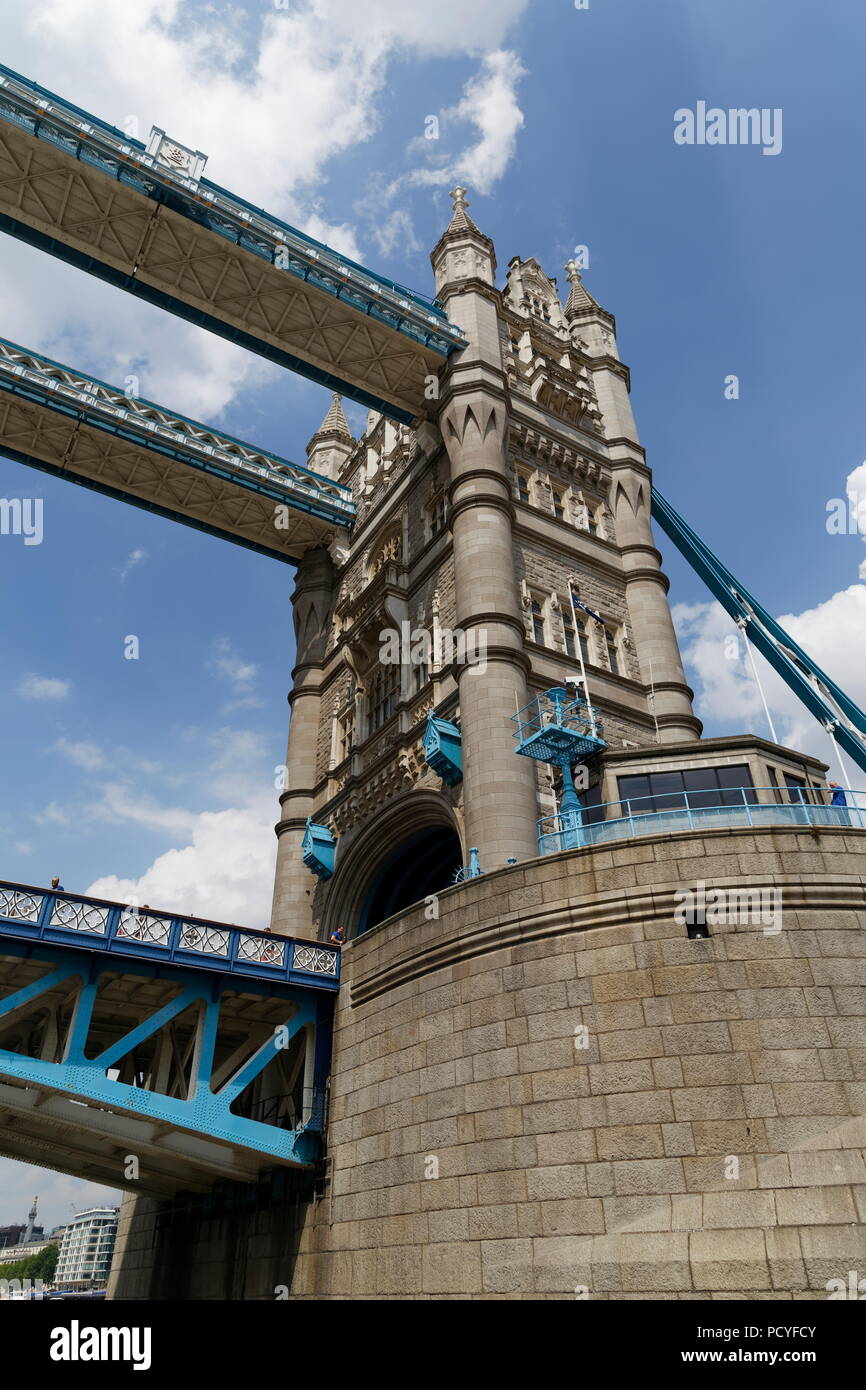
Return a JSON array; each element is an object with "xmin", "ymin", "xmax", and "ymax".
[
  {"xmin": 651, "ymin": 486, "xmax": 866, "ymax": 776},
  {"xmin": 0, "ymin": 882, "xmax": 340, "ymax": 1195},
  {"xmin": 0, "ymin": 63, "xmax": 465, "ymax": 424},
  {"xmin": 0, "ymin": 335, "xmax": 354, "ymax": 561}
]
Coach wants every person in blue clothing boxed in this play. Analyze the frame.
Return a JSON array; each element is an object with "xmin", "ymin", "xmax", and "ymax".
[
  {"xmin": 50, "ymin": 875, "xmax": 64, "ymax": 891},
  {"xmin": 828, "ymin": 781, "xmax": 848, "ymax": 807},
  {"xmin": 329, "ymin": 925, "xmax": 346, "ymax": 946}
]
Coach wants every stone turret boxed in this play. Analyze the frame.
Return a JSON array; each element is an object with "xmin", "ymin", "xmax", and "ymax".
[{"xmin": 305, "ymin": 393, "xmax": 355, "ymax": 481}]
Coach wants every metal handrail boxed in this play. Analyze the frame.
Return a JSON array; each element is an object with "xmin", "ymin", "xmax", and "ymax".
[
  {"xmin": 0, "ymin": 881, "xmax": 340, "ymax": 990},
  {"xmin": 537, "ymin": 786, "xmax": 866, "ymax": 854}
]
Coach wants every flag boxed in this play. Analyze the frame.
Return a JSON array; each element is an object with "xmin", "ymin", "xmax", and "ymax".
[{"xmin": 569, "ymin": 584, "xmax": 603, "ymax": 624}]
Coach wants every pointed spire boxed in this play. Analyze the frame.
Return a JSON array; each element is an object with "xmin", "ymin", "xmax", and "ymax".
[
  {"xmin": 445, "ymin": 185, "xmax": 481, "ymax": 236},
  {"xmin": 564, "ymin": 259, "xmax": 601, "ymax": 318},
  {"xmin": 313, "ymin": 392, "xmax": 353, "ymax": 444},
  {"xmin": 306, "ymin": 393, "xmax": 356, "ymax": 481},
  {"xmin": 430, "ymin": 185, "xmax": 496, "ymax": 292}
]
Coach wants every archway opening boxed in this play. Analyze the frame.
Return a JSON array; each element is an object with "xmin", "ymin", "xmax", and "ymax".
[{"xmin": 358, "ymin": 825, "xmax": 462, "ymax": 935}]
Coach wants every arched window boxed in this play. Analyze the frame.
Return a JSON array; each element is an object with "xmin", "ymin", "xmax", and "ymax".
[{"xmin": 368, "ymin": 664, "xmax": 399, "ymax": 731}]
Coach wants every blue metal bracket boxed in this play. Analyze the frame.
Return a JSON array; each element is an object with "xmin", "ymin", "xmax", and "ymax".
[
  {"xmin": 302, "ymin": 819, "xmax": 337, "ymax": 880},
  {"xmin": 651, "ymin": 486, "xmax": 866, "ymax": 776},
  {"xmin": 423, "ymin": 711, "xmax": 463, "ymax": 785}
]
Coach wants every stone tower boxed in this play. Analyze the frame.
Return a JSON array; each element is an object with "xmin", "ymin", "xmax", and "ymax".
[
  {"xmin": 270, "ymin": 189, "xmax": 701, "ymax": 941},
  {"xmin": 112, "ymin": 193, "xmax": 865, "ymax": 1302}
]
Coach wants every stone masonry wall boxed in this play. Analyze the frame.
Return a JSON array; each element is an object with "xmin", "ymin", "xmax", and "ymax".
[
  {"xmin": 109, "ymin": 823, "xmax": 866, "ymax": 1299},
  {"xmin": 290, "ymin": 823, "xmax": 866, "ymax": 1298}
]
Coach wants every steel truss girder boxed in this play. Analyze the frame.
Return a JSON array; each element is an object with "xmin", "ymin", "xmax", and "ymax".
[
  {"xmin": 0, "ymin": 63, "xmax": 464, "ymax": 424},
  {"xmin": 0, "ymin": 335, "xmax": 354, "ymax": 560},
  {"xmin": 651, "ymin": 485, "xmax": 866, "ymax": 775},
  {"xmin": 0, "ymin": 940, "xmax": 330, "ymax": 1179}
]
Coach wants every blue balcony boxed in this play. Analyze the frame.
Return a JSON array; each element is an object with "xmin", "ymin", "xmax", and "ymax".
[
  {"xmin": 537, "ymin": 787, "xmax": 866, "ymax": 856},
  {"xmin": 423, "ymin": 711, "xmax": 463, "ymax": 786},
  {"xmin": 513, "ymin": 687, "xmax": 606, "ymax": 766}
]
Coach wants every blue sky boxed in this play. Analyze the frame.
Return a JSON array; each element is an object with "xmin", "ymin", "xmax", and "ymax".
[{"xmin": 1, "ymin": 0, "xmax": 864, "ymax": 1226}]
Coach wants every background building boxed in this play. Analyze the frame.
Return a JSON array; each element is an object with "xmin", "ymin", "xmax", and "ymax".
[{"xmin": 54, "ymin": 1207, "xmax": 119, "ymax": 1292}]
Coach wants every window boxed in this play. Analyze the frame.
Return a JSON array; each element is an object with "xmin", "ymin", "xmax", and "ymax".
[
  {"xmin": 562, "ymin": 611, "xmax": 577, "ymax": 658},
  {"xmin": 368, "ymin": 664, "xmax": 399, "ymax": 732},
  {"xmin": 517, "ymin": 472, "xmax": 531, "ymax": 504},
  {"xmin": 577, "ymin": 616, "xmax": 590, "ymax": 665},
  {"xmin": 605, "ymin": 628, "xmax": 620, "ymax": 676},
  {"xmin": 783, "ymin": 772, "xmax": 807, "ymax": 804},
  {"xmin": 617, "ymin": 765, "xmax": 756, "ymax": 816},
  {"xmin": 552, "ymin": 489, "xmax": 565, "ymax": 521},
  {"xmin": 530, "ymin": 597, "xmax": 547, "ymax": 646},
  {"xmin": 428, "ymin": 493, "xmax": 447, "ymax": 540},
  {"xmin": 586, "ymin": 508, "xmax": 598, "ymax": 537},
  {"xmin": 413, "ymin": 659, "xmax": 429, "ymax": 694},
  {"xmin": 336, "ymin": 707, "xmax": 355, "ymax": 763},
  {"xmin": 578, "ymin": 780, "xmax": 605, "ymax": 825}
]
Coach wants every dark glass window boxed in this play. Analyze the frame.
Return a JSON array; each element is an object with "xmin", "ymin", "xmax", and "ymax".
[
  {"xmin": 369, "ymin": 665, "xmax": 399, "ymax": 732},
  {"xmin": 617, "ymin": 765, "xmax": 756, "ymax": 816},
  {"xmin": 517, "ymin": 474, "xmax": 530, "ymax": 504},
  {"xmin": 784, "ymin": 772, "xmax": 807, "ymax": 804},
  {"xmin": 605, "ymin": 629, "xmax": 619, "ymax": 675},
  {"xmin": 562, "ymin": 614, "xmax": 576, "ymax": 658},
  {"xmin": 553, "ymin": 490, "xmax": 565, "ymax": 521},
  {"xmin": 578, "ymin": 780, "xmax": 605, "ymax": 825},
  {"xmin": 577, "ymin": 617, "xmax": 590, "ymax": 664},
  {"xmin": 531, "ymin": 599, "xmax": 546, "ymax": 645}
]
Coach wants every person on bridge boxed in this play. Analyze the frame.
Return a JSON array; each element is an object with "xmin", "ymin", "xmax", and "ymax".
[
  {"xmin": 828, "ymin": 781, "xmax": 848, "ymax": 807},
  {"xmin": 329, "ymin": 925, "xmax": 346, "ymax": 946},
  {"xmin": 50, "ymin": 876, "xmax": 64, "ymax": 891}
]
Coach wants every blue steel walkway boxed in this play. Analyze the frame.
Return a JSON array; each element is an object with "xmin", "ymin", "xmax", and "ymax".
[{"xmin": 0, "ymin": 883, "xmax": 340, "ymax": 1194}]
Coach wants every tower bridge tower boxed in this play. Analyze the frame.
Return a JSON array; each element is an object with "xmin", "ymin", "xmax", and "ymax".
[{"xmin": 270, "ymin": 190, "xmax": 701, "ymax": 941}]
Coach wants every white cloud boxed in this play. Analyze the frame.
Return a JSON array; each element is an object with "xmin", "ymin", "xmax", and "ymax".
[
  {"xmin": 53, "ymin": 737, "xmax": 107, "ymax": 772},
  {"xmin": 33, "ymin": 802, "xmax": 70, "ymax": 826},
  {"xmin": 1, "ymin": 2, "xmax": 530, "ymax": 424},
  {"xmin": 674, "ymin": 583, "xmax": 866, "ymax": 781},
  {"xmin": 119, "ymin": 547, "xmax": 148, "ymax": 583},
  {"xmin": 446, "ymin": 49, "xmax": 527, "ymax": 194},
  {"xmin": 209, "ymin": 636, "xmax": 257, "ymax": 688},
  {"xmin": 208, "ymin": 637, "xmax": 262, "ymax": 712},
  {"xmin": 17, "ymin": 674, "xmax": 71, "ymax": 702},
  {"xmin": 87, "ymin": 795, "xmax": 276, "ymax": 929}
]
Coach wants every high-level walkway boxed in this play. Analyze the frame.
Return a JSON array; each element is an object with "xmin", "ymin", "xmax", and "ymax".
[
  {"xmin": 0, "ymin": 881, "xmax": 339, "ymax": 1194},
  {"xmin": 0, "ymin": 63, "xmax": 464, "ymax": 423}
]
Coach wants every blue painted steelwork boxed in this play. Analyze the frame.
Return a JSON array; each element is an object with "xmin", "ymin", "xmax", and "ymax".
[
  {"xmin": 423, "ymin": 711, "xmax": 463, "ymax": 786},
  {"xmin": 302, "ymin": 820, "xmax": 337, "ymax": 880},
  {"xmin": 0, "ymin": 881, "xmax": 340, "ymax": 991},
  {"xmin": 651, "ymin": 486, "xmax": 866, "ymax": 776},
  {"xmin": 0, "ymin": 335, "xmax": 354, "ymax": 538},
  {"xmin": 0, "ymin": 63, "xmax": 465, "ymax": 421},
  {"xmin": 453, "ymin": 848, "xmax": 482, "ymax": 883},
  {"xmin": 0, "ymin": 882, "xmax": 340, "ymax": 1165},
  {"xmin": 513, "ymin": 687, "xmax": 607, "ymax": 765},
  {"xmin": 0, "ymin": 941, "xmax": 326, "ymax": 1166},
  {"xmin": 537, "ymin": 786, "xmax": 866, "ymax": 856}
]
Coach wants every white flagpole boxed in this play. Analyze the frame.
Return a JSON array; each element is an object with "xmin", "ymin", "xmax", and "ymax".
[{"xmin": 568, "ymin": 580, "xmax": 597, "ymax": 738}]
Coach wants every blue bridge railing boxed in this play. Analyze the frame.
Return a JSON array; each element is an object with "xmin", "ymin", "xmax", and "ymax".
[
  {"xmin": 0, "ymin": 881, "xmax": 340, "ymax": 991},
  {"xmin": 538, "ymin": 787, "xmax": 866, "ymax": 856}
]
